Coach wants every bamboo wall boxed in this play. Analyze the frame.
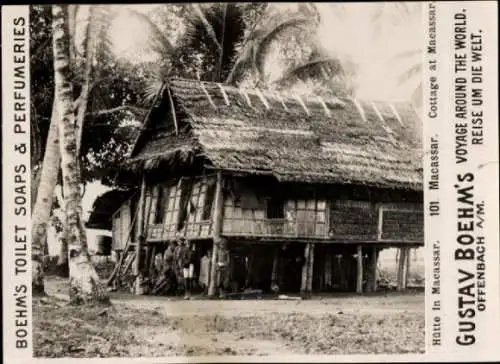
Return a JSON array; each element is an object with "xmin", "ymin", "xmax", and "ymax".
[
  {"xmin": 111, "ymin": 174, "xmax": 423, "ymax": 245},
  {"xmin": 111, "ymin": 200, "xmax": 131, "ymax": 251},
  {"xmin": 221, "ymin": 190, "xmax": 329, "ymax": 238},
  {"xmin": 146, "ymin": 175, "xmax": 216, "ymax": 241},
  {"xmin": 221, "ymin": 180, "xmax": 423, "ymax": 243}
]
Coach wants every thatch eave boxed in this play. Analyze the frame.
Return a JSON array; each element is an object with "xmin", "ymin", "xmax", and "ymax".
[{"xmin": 128, "ymin": 78, "xmax": 423, "ymax": 192}]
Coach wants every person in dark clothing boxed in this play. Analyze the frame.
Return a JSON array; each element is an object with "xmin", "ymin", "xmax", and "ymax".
[
  {"xmin": 180, "ymin": 239, "xmax": 196, "ymax": 299},
  {"xmin": 152, "ymin": 241, "xmax": 177, "ymax": 295},
  {"xmin": 163, "ymin": 241, "xmax": 177, "ymax": 294},
  {"xmin": 173, "ymin": 237, "xmax": 184, "ymax": 294},
  {"xmin": 216, "ymin": 238, "xmax": 230, "ymax": 298}
]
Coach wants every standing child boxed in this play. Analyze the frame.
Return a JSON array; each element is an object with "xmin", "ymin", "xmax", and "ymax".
[
  {"xmin": 181, "ymin": 239, "xmax": 195, "ymax": 299},
  {"xmin": 199, "ymin": 249, "xmax": 211, "ymax": 295}
]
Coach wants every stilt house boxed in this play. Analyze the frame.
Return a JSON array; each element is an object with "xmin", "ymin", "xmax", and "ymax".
[{"xmin": 109, "ymin": 78, "xmax": 423, "ymax": 296}]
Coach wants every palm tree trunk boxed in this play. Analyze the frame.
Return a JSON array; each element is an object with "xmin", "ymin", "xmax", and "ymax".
[
  {"xmin": 52, "ymin": 4, "xmax": 109, "ymax": 305},
  {"xmin": 31, "ymin": 164, "xmax": 42, "ymax": 210},
  {"xmin": 75, "ymin": 5, "xmax": 97, "ymax": 152},
  {"xmin": 31, "ymin": 103, "xmax": 61, "ymax": 296},
  {"xmin": 55, "ymin": 5, "xmax": 97, "ymax": 277},
  {"xmin": 53, "ymin": 208, "xmax": 69, "ymax": 277}
]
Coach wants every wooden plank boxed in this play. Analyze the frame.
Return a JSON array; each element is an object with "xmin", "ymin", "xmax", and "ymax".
[
  {"xmin": 271, "ymin": 247, "xmax": 280, "ymax": 287},
  {"xmin": 134, "ymin": 176, "xmax": 147, "ymax": 294},
  {"xmin": 245, "ymin": 248, "xmax": 255, "ymax": 289},
  {"xmin": 148, "ymin": 244, "xmax": 157, "ymax": 278},
  {"xmin": 403, "ymin": 248, "xmax": 411, "ymax": 289},
  {"xmin": 307, "ymin": 243, "xmax": 315, "ymax": 295},
  {"xmin": 377, "ymin": 206, "xmax": 384, "ymax": 240},
  {"xmin": 397, "ymin": 247, "xmax": 407, "ymax": 291},
  {"xmin": 106, "ymin": 192, "xmax": 140, "ymax": 286},
  {"xmin": 208, "ymin": 172, "xmax": 224, "ymax": 297},
  {"xmin": 166, "ymin": 86, "xmax": 179, "ymax": 135},
  {"xmin": 324, "ymin": 251, "xmax": 332, "ymax": 289},
  {"xmin": 356, "ymin": 245, "xmax": 363, "ymax": 293},
  {"xmin": 371, "ymin": 247, "xmax": 378, "ymax": 292},
  {"xmin": 300, "ymin": 243, "xmax": 310, "ymax": 296}
]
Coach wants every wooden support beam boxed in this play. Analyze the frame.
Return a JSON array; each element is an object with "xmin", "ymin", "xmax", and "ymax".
[
  {"xmin": 339, "ymin": 254, "xmax": 348, "ymax": 290},
  {"xmin": 356, "ymin": 245, "xmax": 363, "ymax": 293},
  {"xmin": 148, "ymin": 244, "xmax": 157, "ymax": 278},
  {"xmin": 208, "ymin": 172, "xmax": 224, "ymax": 297},
  {"xmin": 166, "ymin": 86, "xmax": 179, "ymax": 135},
  {"xmin": 245, "ymin": 248, "xmax": 255, "ymax": 289},
  {"xmin": 404, "ymin": 247, "xmax": 411, "ymax": 288},
  {"xmin": 134, "ymin": 175, "xmax": 147, "ymax": 294},
  {"xmin": 397, "ymin": 247, "xmax": 407, "ymax": 291},
  {"xmin": 271, "ymin": 247, "xmax": 279, "ymax": 286},
  {"xmin": 300, "ymin": 243, "xmax": 311, "ymax": 297},
  {"xmin": 318, "ymin": 250, "xmax": 324, "ymax": 291},
  {"xmin": 371, "ymin": 247, "xmax": 378, "ymax": 292},
  {"xmin": 307, "ymin": 243, "xmax": 315, "ymax": 295},
  {"xmin": 324, "ymin": 251, "xmax": 332, "ymax": 289}
]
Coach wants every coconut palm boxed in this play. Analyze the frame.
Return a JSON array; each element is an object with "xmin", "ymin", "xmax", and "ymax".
[
  {"xmin": 32, "ymin": 4, "xmax": 126, "ymax": 292},
  {"xmin": 394, "ymin": 49, "xmax": 422, "ymax": 107},
  {"xmin": 373, "ymin": 2, "xmax": 422, "ymax": 106},
  {"xmin": 129, "ymin": 3, "xmax": 350, "ymax": 104},
  {"xmin": 51, "ymin": 4, "xmax": 109, "ymax": 304}
]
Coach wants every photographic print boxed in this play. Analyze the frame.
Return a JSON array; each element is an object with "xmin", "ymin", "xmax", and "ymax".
[{"xmin": 1, "ymin": 2, "xmax": 498, "ymax": 363}]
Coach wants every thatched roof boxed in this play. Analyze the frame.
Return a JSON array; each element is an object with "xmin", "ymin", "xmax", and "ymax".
[
  {"xmin": 86, "ymin": 189, "xmax": 135, "ymax": 230},
  {"xmin": 130, "ymin": 78, "xmax": 422, "ymax": 191}
]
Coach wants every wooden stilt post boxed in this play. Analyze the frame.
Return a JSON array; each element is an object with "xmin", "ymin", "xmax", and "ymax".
[
  {"xmin": 324, "ymin": 250, "xmax": 332, "ymax": 290},
  {"xmin": 271, "ymin": 247, "xmax": 280, "ymax": 287},
  {"xmin": 371, "ymin": 247, "xmax": 378, "ymax": 292},
  {"xmin": 405, "ymin": 247, "xmax": 411, "ymax": 288},
  {"xmin": 300, "ymin": 243, "xmax": 310, "ymax": 297},
  {"xmin": 307, "ymin": 244, "xmax": 315, "ymax": 296},
  {"xmin": 318, "ymin": 247, "xmax": 324, "ymax": 291},
  {"xmin": 148, "ymin": 244, "xmax": 157, "ymax": 278},
  {"xmin": 245, "ymin": 247, "xmax": 255, "ymax": 289},
  {"xmin": 356, "ymin": 245, "xmax": 363, "ymax": 293},
  {"xmin": 134, "ymin": 175, "xmax": 147, "ymax": 294},
  {"xmin": 144, "ymin": 244, "xmax": 150, "ymax": 278},
  {"xmin": 397, "ymin": 247, "xmax": 407, "ymax": 291},
  {"xmin": 208, "ymin": 172, "xmax": 224, "ymax": 297},
  {"xmin": 339, "ymin": 254, "xmax": 348, "ymax": 290}
]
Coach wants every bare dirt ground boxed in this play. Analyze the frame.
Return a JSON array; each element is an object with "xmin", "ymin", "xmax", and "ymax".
[{"xmin": 34, "ymin": 276, "xmax": 424, "ymax": 358}]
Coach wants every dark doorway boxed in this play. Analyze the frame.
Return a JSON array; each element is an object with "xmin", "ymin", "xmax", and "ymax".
[
  {"xmin": 278, "ymin": 243, "xmax": 304, "ymax": 293},
  {"xmin": 266, "ymin": 197, "xmax": 285, "ymax": 218}
]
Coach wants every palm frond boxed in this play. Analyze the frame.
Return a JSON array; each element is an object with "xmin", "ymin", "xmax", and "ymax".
[
  {"xmin": 397, "ymin": 63, "xmax": 422, "ymax": 86},
  {"xmin": 224, "ymin": 4, "xmax": 269, "ymax": 84},
  {"xmin": 392, "ymin": 49, "xmax": 422, "ymax": 61},
  {"xmin": 93, "ymin": 6, "xmax": 115, "ymax": 60},
  {"xmin": 68, "ymin": 5, "xmax": 79, "ymax": 60},
  {"xmin": 274, "ymin": 57, "xmax": 344, "ymax": 87},
  {"xmin": 125, "ymin": 7, "xmax": 176, "ymax": 59},
  {"xmin": 254, "ymin": 17, "xmax": 314, "ymax": 77},
  {"xmin": 190, "ymin": 3, "xmax": 222, "ymax": 53},
  {"xmin": 224, "ymin": 45, "xmax": 253, "ymax": 84},
  {"xmin": 143, "ymin": 78, "xmax": 164, "ymax": 105},
  {"xmin": 297, "ymin": 3, "xmax": 320, "ymax": 22}
]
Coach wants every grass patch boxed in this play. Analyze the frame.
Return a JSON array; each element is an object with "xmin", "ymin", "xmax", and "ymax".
[{"xmin": 34, "ymin": 295, "xmax": 424, "ymax": 358}]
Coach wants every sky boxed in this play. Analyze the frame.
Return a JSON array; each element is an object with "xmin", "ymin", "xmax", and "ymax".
[{"xmin": 314, "ymin": 3, "xmax": 422, "ymax": 101}]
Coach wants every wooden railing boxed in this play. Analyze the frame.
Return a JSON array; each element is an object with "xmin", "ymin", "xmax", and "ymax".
[
  {"xmin": 145, "ymin": 208, "xmax": 424, "ymax": 244},
  {"xmin": 222, "ymin": 218, "xmax": 328, "ymax": 238},
  {"xmin": 147, "ymin": 221, "xmax": 213, "ymax": 242}
]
